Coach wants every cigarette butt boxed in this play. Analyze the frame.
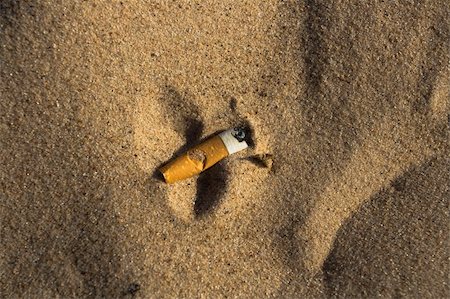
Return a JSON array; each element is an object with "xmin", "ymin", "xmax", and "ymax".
[{"xmin": 159, "ymin": 127, "xmax": 248, "ymax": 184}]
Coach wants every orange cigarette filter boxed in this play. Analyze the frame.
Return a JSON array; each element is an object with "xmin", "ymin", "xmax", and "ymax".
[{"xmin": 159, "ymin": 128, "xmax": 248, "ymax": 184}]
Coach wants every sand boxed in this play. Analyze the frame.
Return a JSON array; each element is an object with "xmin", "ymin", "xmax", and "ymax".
[{"xmin": 1, "ymin": 0, "xmax": 449, "ymax": 298}]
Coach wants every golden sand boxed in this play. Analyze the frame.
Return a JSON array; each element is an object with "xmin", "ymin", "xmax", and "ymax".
[{"xmin": 1, "ymin": 1, "xmax": 449, "ymax": 297}]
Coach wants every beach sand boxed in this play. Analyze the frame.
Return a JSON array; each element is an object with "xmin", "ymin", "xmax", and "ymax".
[{"xmin": 1, "ymin": 1, "xmax": 449, "ymax": 297}]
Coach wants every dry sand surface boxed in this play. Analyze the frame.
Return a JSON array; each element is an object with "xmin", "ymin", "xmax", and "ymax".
[{"xmin": 1, "ymin": 0, "xmax": 449, "ymax": 298}]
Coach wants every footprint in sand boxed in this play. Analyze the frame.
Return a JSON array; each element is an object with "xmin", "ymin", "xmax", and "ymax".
[{"xmin": 298, "ymin": 72, "xmax": 449, "ymax": 274}]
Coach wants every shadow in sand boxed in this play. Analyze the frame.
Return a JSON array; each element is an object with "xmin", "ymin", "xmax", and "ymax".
[
  {"xmin": 322, "ymin": 157, "xmax": 449, "ymax": 298},
  {"xmin": 194, "ymin": 162, "xmax": 228, "ymax": 217}
]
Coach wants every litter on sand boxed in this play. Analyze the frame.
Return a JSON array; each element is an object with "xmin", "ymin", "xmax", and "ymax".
[{"xmin": 159, "ymin": 127, "xmax": 249, "ymax": 184}]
